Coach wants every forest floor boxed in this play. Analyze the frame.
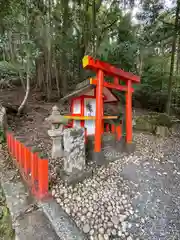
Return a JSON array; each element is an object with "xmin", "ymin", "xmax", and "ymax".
[{"xmin": 1, "ymin": 87, "xmax": 180, "ymax": 240}]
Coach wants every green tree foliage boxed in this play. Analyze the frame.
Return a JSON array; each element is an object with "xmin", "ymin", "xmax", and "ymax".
[{"xmin": 0, "ymin": 0, "xmax": 179, "ymax": 116}]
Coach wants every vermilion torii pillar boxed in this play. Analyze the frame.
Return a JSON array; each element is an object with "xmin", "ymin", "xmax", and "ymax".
[{"xmin": 82, "ymin": 56, "xmax": 140, "ymax": 155}]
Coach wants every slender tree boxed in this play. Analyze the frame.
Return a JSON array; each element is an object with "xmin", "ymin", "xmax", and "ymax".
[{"xmin": 166, "ymin": 0, "xmax": 180, "ymax": 115}]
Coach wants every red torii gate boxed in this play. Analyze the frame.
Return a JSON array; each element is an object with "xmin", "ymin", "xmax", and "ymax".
[{"xmin": 82, "ymin": 55, "xmax": 140, "ymax": 155}]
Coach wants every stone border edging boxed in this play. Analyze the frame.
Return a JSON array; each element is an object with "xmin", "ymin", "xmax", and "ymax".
[{"xmin": 39, "ymin": 199, "xmax": 87, "ymax": 240}]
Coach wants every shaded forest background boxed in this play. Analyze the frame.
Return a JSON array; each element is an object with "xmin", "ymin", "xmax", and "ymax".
[{"xmin": 0, "ymin": 0, "xmax": 180, "ymax": 116}]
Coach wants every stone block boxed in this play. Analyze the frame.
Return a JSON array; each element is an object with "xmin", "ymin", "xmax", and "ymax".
[
  {"xmin": 0, "ymin": 106, "xmax": 7, "ymax": 132},
  {"xmin": 156, "ymin": 126, "xmax": 170, "ymax": 137},
  {"xmin": 63, "ymin": 127, "xmax": 86, "ymax": 174}
]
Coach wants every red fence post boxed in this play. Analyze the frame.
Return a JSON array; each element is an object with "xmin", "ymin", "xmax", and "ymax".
[
  {"xmin": 38, "ymin": 153, "xmax": 49, "ymax": 199},
  {"xmin": 15, "ymin": 137, "xmax": 25, "ymax": 168},
  {"xmin": 11, "ymin": 134, "xmax": 15, "ymax": 158},
  {"xmin": 31, "ymin": 147, "xmax": 39, "ymax": 194},
  {"xmin": 24, "ymin": 144, "xmax": 33, "ymax": 176}
]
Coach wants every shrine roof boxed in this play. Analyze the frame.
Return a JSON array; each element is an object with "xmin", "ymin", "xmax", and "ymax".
[
  {"xmin": 60, "ymin": 79, "xmax": 119, "ymax": 103},
  {"xmin": 60, "ymin": 79, "xmax": 94, "ymax": 102}
]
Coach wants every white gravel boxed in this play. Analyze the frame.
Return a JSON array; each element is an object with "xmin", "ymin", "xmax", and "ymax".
[{"xmin": 51, "ymin": 131, "xmax": 180, "ymax": 239}]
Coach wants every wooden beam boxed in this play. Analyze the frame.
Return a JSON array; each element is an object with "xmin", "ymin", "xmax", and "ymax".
[
  {"xmin": 83, "ymin": 56, "xmax": 140, "ymax": 83},
  {"xmin": 89, "ymin": 78, "xmax": 134, "ymax": 92},
  {"xmin": 64, "ymin": 116, "xmax": 118, "ymax": 120}
]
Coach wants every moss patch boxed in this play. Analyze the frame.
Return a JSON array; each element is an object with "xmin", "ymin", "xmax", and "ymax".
[
  {"xmin": 0, "ymin": 188, "xmax": 14, "ymax": 240},
  {"xmin": 134, "ymin": 113, "xmax": 179, "ymax": 134}
]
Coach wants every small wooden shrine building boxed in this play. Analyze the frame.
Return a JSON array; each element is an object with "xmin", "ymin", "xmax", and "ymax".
[{"xmin": 61, "ymin": 56, "xmax": 140, "ymax": 158}]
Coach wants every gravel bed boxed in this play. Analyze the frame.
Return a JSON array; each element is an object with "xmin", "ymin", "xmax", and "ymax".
[{"xmin": 51, "ymin": 131, "xmax": 180, "ymax": 240}]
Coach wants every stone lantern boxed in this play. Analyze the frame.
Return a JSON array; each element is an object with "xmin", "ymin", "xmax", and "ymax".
[{"xmin": 46, "ymin": 105, "xmax": 68, "ymax": 159}]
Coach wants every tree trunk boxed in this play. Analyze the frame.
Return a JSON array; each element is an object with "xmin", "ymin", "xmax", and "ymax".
[
  {"xmin": 176, "ymin": 34, "xmax": 180, "ymax": 75},
  {"xmin": 166, "ymin": 0, "xmax": 180, "ymax": 115},
  {"xmin": 18, "ymin": 0, "xmax": 30, "ymax": 115},
  {"xmin": 18, "ymin": 66, "xmax": 30, "ymax": 114},
  {"xmin": 92, "ymin": 0, "xmax": 96, "ymax": 56},
  {"xmin": 18, "ymin": 0, "xmax": 31, "ymax": 114},
  {"xmin": 54, "ymin": 59, "xmax": 60, "ymax": 97}
]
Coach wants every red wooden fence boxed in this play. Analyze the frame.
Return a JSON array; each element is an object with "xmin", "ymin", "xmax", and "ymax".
[{"xmin": 6, "ymin": 131, "xmax": 49, "ymax": 200}]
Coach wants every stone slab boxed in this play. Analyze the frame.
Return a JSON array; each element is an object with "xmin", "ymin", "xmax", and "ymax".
[
  {"xmin": 39, "ymin": 199, "xmax": 87, "ymax": 240},
  {"xmin": 15, "ymin": 210, "xmax": 60, "ymax": 240},
  {"xmin": 63, "ymin": 128, "xmax": 86, "ymax": 173}
]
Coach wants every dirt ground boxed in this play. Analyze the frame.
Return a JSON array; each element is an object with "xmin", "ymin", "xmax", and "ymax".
[{"xmin": 0, "ymin": 87, "xmax": 68, "ymax": 169}]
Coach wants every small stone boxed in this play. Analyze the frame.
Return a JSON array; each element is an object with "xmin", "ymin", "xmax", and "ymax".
[
  {"xmin": 103, "ymin": 222, "xmax": 107, "ymax": 229},
  {"xmin": 64, "ymin": 198, "xmax": 69, "ymax": 204},
  {"xmin": 122, "ymin": 200, "xmax": 127, "ymax": 205},
  {"xmin": 89, "ymin": 229, "xmax": 95, "ymax": 236},
  {"xmin": 93, "ymin": 193, "xmax": 98, "ymax": 201},
  {"xmin": 114, "ymin": 224, "xmax": 118, "ymax": 229},
  {"xmin": 52, "ymin": 189, "xmax": 56, "ymax": 196},
  {"xmin": 94, "ymin": 225, "xmax": 98, "ymax": 229},
  {"xmin": 83, "ymin": 224, "xmax": 90, "ymax": 233},
  {"xmin": 76, "ymin": 196, "xmax": 81, "ymax": 202},
  {"xmin": 89, "ymin": 195, "xmax": 93, "ymax": 200},
  {"xmin": 104, "ymin": 234, "xmax": 109, "ymax": 240},
  {"xmin": 82, "ymin": 207, "xmax": 88, "ymax": 214},
  {"xmin": 94, "ymin": 205, "xmax": 98, "ymax": 211},
  {"xmin": 122, "ymin": 221, "xmax": 127, "ymax": 232},
  {"xmin": 77, "ymin": 212, "xmax": 81, "ymax": 217},
  {"xmin": 127, "ymin": 236, "xmax": 133, "ymax": 240},
  {"xmin": 119, "ymin": 215, "xmax": 127, "ymax": 222},
  {"xmin": 98, "ymin": 234, "xmax": 104, "ymax": 240},
  {"xmin": 111, "ymin": 215, "xmax": 119, "ymax": 225},
  {"xmin": 87, "ymin": 212, "xmax": 92, "ymax": 218},
  {"xmin": 107, "ymin": 221, "xmax": 113, "ymax": 228},
  {"xmin": 129, "ymin": 209, "xmax": 134, "ymax": 215},
  {"xmin": 128, "ymin": 223, "xmax": 132, "ymax": 229},
  {"xmin": 54, "ymin": 193, "xmax": 60, "ymax": 198},
  {"xmin": 111, "ymin": 229, "xmax": 116, "ymax": 236},
  {"xmin": 56, "ymin": 198, "xmax": 61, "ymax": 204},
  {"xmin": 141, "ymin": 218, "xmax": 145, "ymax": 224},
  {"xmin": 99, "ymin": 227, "xmax": 105, "ymax": 234},
  {"xmin": 80, "ymin": 215, "xmax": 85, "ymax": 222},
  {"xmin": 118, "ymin": 230, "xmax": 122, "ymax": 237},
  {"xmin": 121, "ymin": 233, "xmax": 126, "ymax": 238},
  {"xmin": 107, "ymin": 206, "xmax": 112, "ymax": 212},
  {"xmin": 89, "ymin": 206, "xmax": 94, "ymax": 212},
  {"xmin": 65, "ymin": 207, "xmax": 70, "ymax": 215}
]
